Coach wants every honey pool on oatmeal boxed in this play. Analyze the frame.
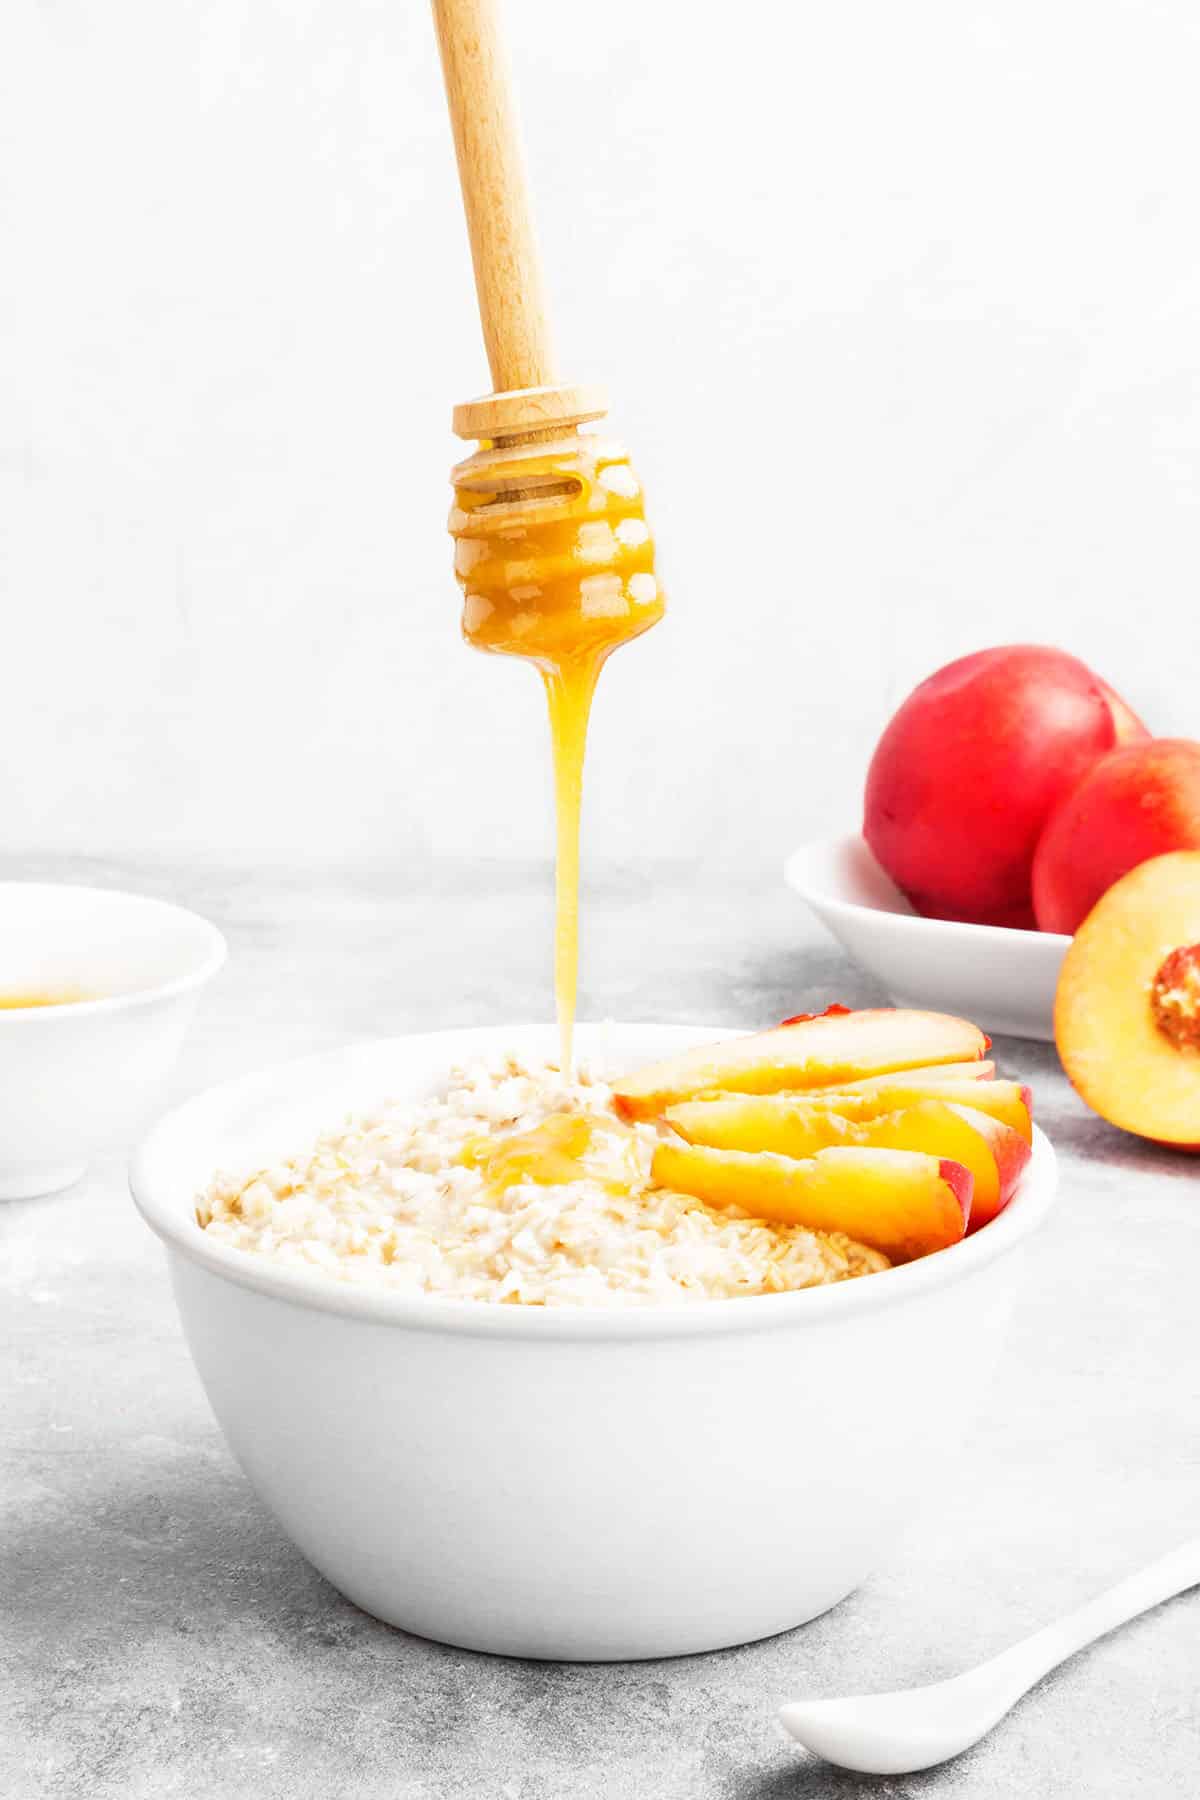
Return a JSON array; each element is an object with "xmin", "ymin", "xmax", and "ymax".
[{"xmin": 196, "ymin": 1057, "xmax": 889, "ymax": 1306}]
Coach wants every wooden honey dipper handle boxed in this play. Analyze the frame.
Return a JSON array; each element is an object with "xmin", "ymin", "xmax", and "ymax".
[
  {"xmin": 432, "ymin": 0, "xmax": 554, "ymax": 393},
  {"xmin": 432, "ymin": 0, "xmax": 606, "ymax": 444}
]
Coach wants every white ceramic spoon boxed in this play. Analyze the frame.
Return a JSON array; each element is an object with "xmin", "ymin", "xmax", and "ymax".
[{"xmin": 780, "ymin": 1539, "xmax": 1200, "ymax": 1775}]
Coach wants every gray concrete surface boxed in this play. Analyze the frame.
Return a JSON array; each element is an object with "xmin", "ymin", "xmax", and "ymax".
[{"xmin": 3, "ymin": 857, "xmax": 1198, "ymax": 1799}]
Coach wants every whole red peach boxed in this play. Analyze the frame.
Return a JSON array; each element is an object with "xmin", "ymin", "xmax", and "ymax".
[
  {"xmin": 864, "ymin": 646, "xmax": 1147, "ymax": 930},
  {"xmin": 1033, "ymin": 739, "xmax": 1200, "ymax": 934}
]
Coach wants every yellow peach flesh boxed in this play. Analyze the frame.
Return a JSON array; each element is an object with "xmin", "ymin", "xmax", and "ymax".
[
  {"xmin": 1055, "ymin": 850, "xmax": 1200, "ymax": 1147},
  {"xmin": 827, "ymin": 1060, "xmax": 995, "ymax": 1092},
  {"xmin": 664, "ymin": 1095, "xmax": 1007, "ymax": 1226},
  {"xmin": 652, "ymin": 1140, "xmax": 970, "ymax": 1261},
  {"xmin": 614, "ymin": 1009, "xmax": 990, "ymax": 1120},
  {"xmin": 804, "ymin": 1079, "xmax": 1032, "ymax": 1145}
]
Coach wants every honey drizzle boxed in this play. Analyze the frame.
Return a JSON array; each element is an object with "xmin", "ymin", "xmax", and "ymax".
[
  {"xmin": 543, "ymin": 653, "xmax": 601, "ymax": 1074},
  {"xmin": 459, "ymin": 1108, "xmax": 641, "ymax": 1196},
  {"xmin": 450, "ymin": 434, "xmax": 663, "ymax": 1076}
]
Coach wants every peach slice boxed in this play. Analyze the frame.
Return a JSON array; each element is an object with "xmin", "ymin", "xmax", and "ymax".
[
  {"xmin": 652, "ymin": 1141, "xmax": 971, "ymax": 1261},
  {"xmin": 801, "ymin": 1077, "xmax": 1031, "ymax": 1143},
  {"xmin": 664, "ymin": 1095, "xmax": 1028, "ymax": 1231},
  {"xmin": 938, "ymin": 1103, "xmax": 1031, "ymax": 1228},
  {"xmin": 1055, "ymin": 850, "xmax": 1200, "ymax": 1147},
  {"xmin": 825, "ymin": 1059, "xmax": 995, "ymax": 1090},
  {"xmin": 612, "ymin": 1008, "xmax": 990, "ymax": 1121}
]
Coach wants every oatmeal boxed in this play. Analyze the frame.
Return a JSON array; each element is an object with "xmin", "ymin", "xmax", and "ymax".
[{"xmin": 196, "ymin": 1057, "xmax": 889, "ymax": 1307}]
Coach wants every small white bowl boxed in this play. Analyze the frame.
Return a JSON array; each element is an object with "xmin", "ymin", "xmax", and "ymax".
[
  {"xmin": 0, "ymin": 883, "xmax": 226, "ymax": 1199},
  {"xmin": 785, "ymin": 836, "xmax": 1071, "ymax": 1041},
  {"xmin": 130, "ymin": 1022, "xmax": 1056, "ymax": 1661}
]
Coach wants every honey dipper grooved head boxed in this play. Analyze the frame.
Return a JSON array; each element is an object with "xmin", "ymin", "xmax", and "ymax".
[
  {"xmin": 452, "ymin": 383, "xmax": 608, "ymax": 444},
  {"xmin": 448, "ymin": 419, "xmax": 663, "ymax": 665}
]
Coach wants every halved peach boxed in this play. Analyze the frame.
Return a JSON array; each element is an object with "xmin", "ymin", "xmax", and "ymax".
[
  {"xmin": 801, "ymin": 1077, "xmax": 1032, "ymax": 1144},
  {"xmin": 825, "ymin": 1059, "xmax": 995, "ymax": 1091},
  {"xmin": 612, "ymin": 1009, "xmax": 990, "ymax": 1121},
  {"xmin": 1055, "ymin": 850, "xmax": 1200, "ymax": 1148},
  {"xmin": 652, "ymin": 1141, "xmax": 971, "ymax": 1261},
  {"xmin": 664, "ymin": 1095, "xmax": 1028, "ymax": 1231}
]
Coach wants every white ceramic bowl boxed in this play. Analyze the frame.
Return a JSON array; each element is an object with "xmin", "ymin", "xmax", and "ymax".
[
  {"xmin": 130, "ymin": 1023, "xmax": 1055, "ymax": 1661},
  {"xmin": 0, "ymin": 883, "xmax": 226, "ymax": 1199},
  {"xmin": 785, "ymin": 836, "xmax": 1071, "ymax": 1041}
]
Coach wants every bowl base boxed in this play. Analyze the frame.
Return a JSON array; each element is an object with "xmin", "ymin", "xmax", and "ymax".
[
  {"xmin": 326, "ymin": 1574, "xmax": 859, "ymax": 1663},
  {"xmin": 0, "ymin": 1162, "xmax": 86, "ymax": 1201}
]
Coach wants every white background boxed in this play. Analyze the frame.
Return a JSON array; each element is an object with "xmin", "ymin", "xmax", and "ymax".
[{"xmin": 4, "ymin": 0, "xmax": 1199, "ymax": 872}]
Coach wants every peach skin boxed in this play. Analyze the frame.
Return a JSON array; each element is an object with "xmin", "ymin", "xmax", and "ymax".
[{"xmin": 1033, "ymin": 739, "xmax": 1200, "ymax": 935}]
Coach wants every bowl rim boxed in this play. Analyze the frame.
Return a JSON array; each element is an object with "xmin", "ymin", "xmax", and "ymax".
[
  {"xmin": 130, "ymin": 1021, "xmax": 1057, "ymax": 1341},
  {"xmin": 0, "ymin": 881, "xmax": 227, "ymax": 1020},
  {"xmin": 784, "ymin": 833, "xmax": 1072, "ymax": 954}
]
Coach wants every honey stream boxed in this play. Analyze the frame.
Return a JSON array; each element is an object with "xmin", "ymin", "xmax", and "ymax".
[
  {"xmin": 450, "ymin": 434, "xmax": 663, "ymax": 1075},
  {"xmin": 542, "ymin": 655, "xmax": 599, "ymax": 1076}
]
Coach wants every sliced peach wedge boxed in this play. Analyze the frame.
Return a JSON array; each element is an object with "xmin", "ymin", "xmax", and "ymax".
[
  {"xmin": 612, "ymin": 1008, "xmax": 991, "ymax": 1122},
  {"xmin": 825, "ymin": 1060, "xmax": 995, "ymax": 1092},
  {"xmin": 800, "ymin": 1077, "xmax": 1032, "ymax": 1145},
  {"xmin": 652, "ymin": 1141, "xmax": 972, "ymax": 1262},
  {"xmin": 664, "ymin": 1094, "xmax": 1029, "ymax": 1233}
]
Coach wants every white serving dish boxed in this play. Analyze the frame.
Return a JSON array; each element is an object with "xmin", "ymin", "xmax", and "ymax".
[
  {"xmin": 130, "ymin": 1022, "xmax": 1056, "ymax": 1662},
  {"xmin": 0, "ymin": 883, "xmax": 226, "ymax": 1199},
  {"xmin": 785, "ymin": 836, "xmax": 1071, "ymax": 1041}
]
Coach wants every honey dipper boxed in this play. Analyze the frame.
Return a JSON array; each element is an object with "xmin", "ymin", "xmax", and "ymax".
[{"xmin": 432, "ymin": 0, "xmax": 665, "ymax": 1071}]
